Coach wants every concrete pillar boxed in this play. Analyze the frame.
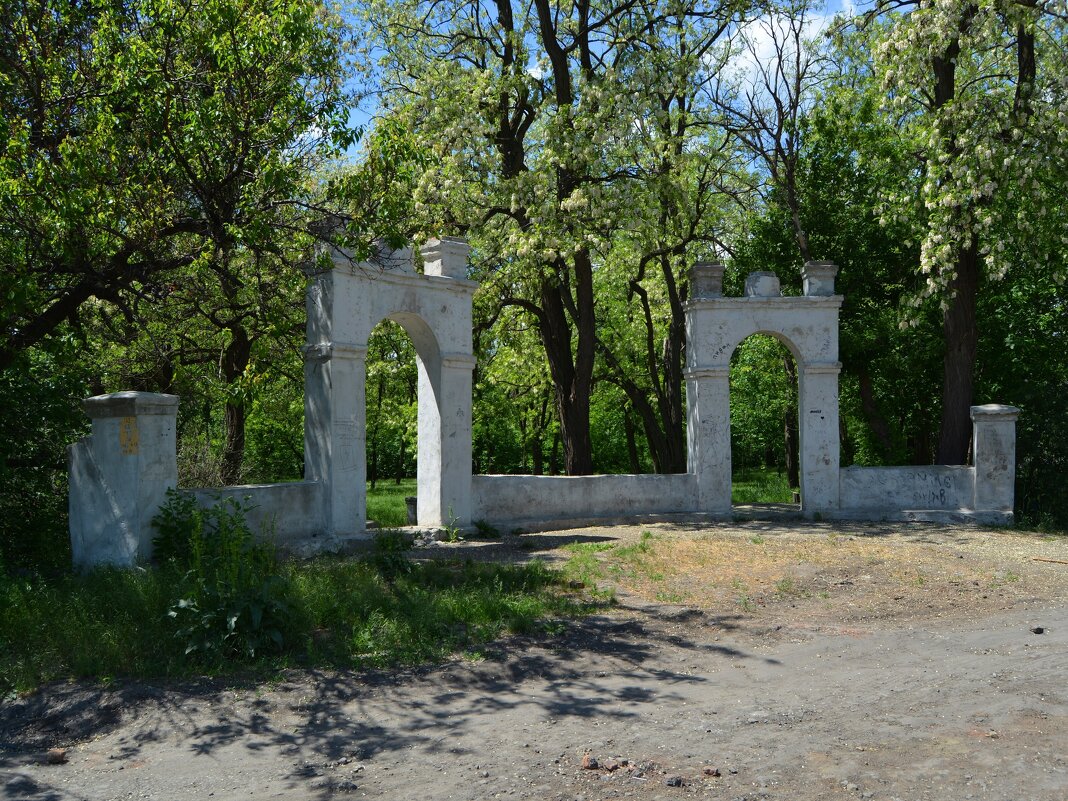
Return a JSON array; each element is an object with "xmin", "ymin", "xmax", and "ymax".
[
  {"xmin": 418, "ymin": 354, "xmax": 476, "ymax": 526},
  {"xmin": 69, "ymin": 392, "xmax": 178, "ymax": 569},
  {"xmin": 686, "ymin": 367, "xmax": 731, "ymax": 514},
  {"xmin": 303, "ymin": 342, "xmax": 366, "ymax": 537},
  {"xmin": 971, "ymin": 404, "xmax": 1020, "ymax": 518},
  {"xmin": 798, "ymin": 364, "xmax": 841, "ymax": 515},
  {"xmin": 415, "ymin": 238, "xmax": 475, "ymax": 527}
]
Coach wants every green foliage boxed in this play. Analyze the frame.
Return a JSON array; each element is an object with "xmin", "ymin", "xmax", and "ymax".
[
  {"xmin": 732, "ymin": 468, "xmax": 794, "ymax": 505},
  {"xmin": 729, "ymin": 335, "xmax": 797, "ymax": 474},
  {"xmin": 0, "ymin": 0, "xmax": 357, "ymax": 363},
  {"xmin": 365, "ymin": 321, "xmax": 417, "ymax": 486},
  {"xmin": 368, "ymin": 528, "xmax": 416, "ymax": 579},
  {"xmin": 0, "ymin": 549, "xmax": 594, "ymax": 694},
  {"xmin": 472, "ymin": 520, "xmax": 500, "ymax": 540},
  {"xmin": 152, "ymin": 491, "xmax": 291, "ymax": 662},
  {"xmin": 0, "ymin": 345, "xmax": 91, "ymax": 571}
]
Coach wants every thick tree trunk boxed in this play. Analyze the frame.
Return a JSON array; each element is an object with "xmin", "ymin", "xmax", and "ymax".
[
  {"xmin": 936, "ymin": 244, "xmax": 980, "ymax": 464},
  {"xmin": 657, "ymin": 320, "xmax": 688, "ymax": 473},
  {"xmin": 537, "ymin": 256, "xmax": 596, "ymax": 475},
  {"xmin": 219, "ymin": 327, "xmax": 251, "ymax": 485}
]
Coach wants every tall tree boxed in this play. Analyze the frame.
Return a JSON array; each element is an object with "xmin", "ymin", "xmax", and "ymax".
[
  {"xmin": 0, "ymin": 0, "xmax": 360, "ymax": 371},
  {"xmin": 593, "ymin": 6, "xmax": 743, "ymax": 473},
  {"xmin": 364, "ymin": 0, "xmax": 748, "ymax": 474},
  {"xmin": 865, "ymin": 0, "xmax": 1066, "ymax": 463}
]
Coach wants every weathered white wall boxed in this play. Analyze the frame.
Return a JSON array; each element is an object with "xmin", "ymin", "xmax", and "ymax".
[
  {"xmin": 835, "ymin": 405, "xmax": 1020, "ymax": 524},
  {"xmin": 471, "ymin": 474, "xmax": 699, "ymax": 528},
  {"xmin": 839, "ymin": 465, "xmax": 974, "ymax": 518},
  {"xmin": 185, "ymin": 481, "xmax": 327, "ymax": 551},
  {"xmin": 68, "ymin": 392, "xmax": 178, "ymax": 570}
]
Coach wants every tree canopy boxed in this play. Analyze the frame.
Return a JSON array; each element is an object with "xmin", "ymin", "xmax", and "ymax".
[{"xmin": 3, "ymin": 0, "xmax": 1068, "ymax": 571}]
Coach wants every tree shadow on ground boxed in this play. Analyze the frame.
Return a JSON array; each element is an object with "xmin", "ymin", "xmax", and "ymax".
[{"xmin": 0, "ymin": 601, "xmax": 777, "ymax": 801}]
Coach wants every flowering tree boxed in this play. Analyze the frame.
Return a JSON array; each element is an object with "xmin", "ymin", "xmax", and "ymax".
[
  {"xmin": 364, "ymin": 0, "xmax": 749, "ymax": 474},
  {"xmin": 867, "ymin": 0, "xmax": 1067, "ymax": 463}
]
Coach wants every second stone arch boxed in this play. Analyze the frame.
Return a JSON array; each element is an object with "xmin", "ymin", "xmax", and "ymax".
[{"xmin": 685, "ymin": 261, "xmax": 842, "ymax": 515}]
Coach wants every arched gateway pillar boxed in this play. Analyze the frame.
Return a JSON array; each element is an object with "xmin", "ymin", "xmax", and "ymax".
[
  {"xmin": 304, "ymin": 238, "xmax": 477, "ymax": 536},
  {"xmin": 797, "ymin": 362, "xmax": 841, "ymax": 513},
  {"xmin": 685, "ymin": 260, "xmax": 843, "ymax": 517}
]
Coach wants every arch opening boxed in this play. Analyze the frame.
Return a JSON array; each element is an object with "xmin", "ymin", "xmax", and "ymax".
[
  {"xmin": 729, "ymin": 333, "xmax": 801, "ymax": 509},
  {"xmin": 365, "ymin": 319, "xmax": 418, "ymax": 527},
  {"xmin": 363, "ymin": 312, "xmax": 447, "ymax": 528}
]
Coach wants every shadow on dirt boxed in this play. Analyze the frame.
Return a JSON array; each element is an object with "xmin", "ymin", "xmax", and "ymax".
[{"xmin": 0, "ymin": 600, "xmax": 775, "ymax": 801}]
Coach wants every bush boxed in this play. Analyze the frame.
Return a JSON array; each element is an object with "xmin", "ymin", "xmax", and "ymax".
[{"xmin": 152, "ymin": 491, "xmax": 292, "ymax": 662}]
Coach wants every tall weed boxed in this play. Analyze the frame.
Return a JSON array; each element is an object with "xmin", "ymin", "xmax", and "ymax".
[{"xmin": 152, "ymin": 491, "xmax": 292, "ymax": 662}]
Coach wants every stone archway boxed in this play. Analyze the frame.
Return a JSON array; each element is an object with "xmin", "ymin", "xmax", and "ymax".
[
  {"xmin": 303, "ymin": 239, "xmax": 477, "ymax": 535},
  {"xmin": 684, "ymin": 262, "xmax": 842, "ymax": 516}
]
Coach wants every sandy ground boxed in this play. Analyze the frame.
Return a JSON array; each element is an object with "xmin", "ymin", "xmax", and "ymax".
[{"xmin": 2, "ymin": 520, "xmax": 1067, "ymax": 801}]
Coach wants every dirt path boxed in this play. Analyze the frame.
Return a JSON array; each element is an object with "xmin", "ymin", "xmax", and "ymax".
[{"xmin": 3, "ymin": 522, "xmax": 1067, "ymax": 801}]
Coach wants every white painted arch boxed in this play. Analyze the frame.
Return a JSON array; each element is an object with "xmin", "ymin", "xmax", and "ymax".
[
  {"xmin": 303, "ymin": 239, "xmax": 477, "ymax": 534},
  {"xmin": 685, "ymin": 262, "xmax": 843, "ymax": 514}
]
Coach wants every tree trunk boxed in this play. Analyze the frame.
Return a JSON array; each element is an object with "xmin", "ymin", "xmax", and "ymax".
[
  {"xmin": 857, "ymin": 368, "xmax": 895, "ymax": 461},
  {"xmin": 219, "ymin": 326, "xmax": 251, "ymax": 485},
  {"xmin": 624, "ymin": 410, "xmax": 641, "ymax": 474},
  {"xmin": 936, "ymin": 244, "xmax": 980, "ymax": 464},
  {"xmin": 783, "ymin": 356, "xmax": 800, "ymax": 489},
  {"xmin": 537, "ymin": 257, "xmax": 595, "ymax": 475},
  {"xmin": 531, "ymin": 434, "xmax": 544, "ymax": 476}
]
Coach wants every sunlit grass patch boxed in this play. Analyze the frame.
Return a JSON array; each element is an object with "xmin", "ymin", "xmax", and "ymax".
[
  {"xmin": 0, "ymin": 547, "xmax": 600, "ymax": 695},
  {"xmin": 366, "ymin": 478, "xmax": 416, "ymax": 527},
  {"xmin": 732, "ymin": 467, "xmax": 795, "ymax": 504}
]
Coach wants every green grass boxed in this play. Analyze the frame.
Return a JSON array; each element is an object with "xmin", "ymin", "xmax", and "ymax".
[
  {"xmin": 366, "ymin": 478, "xmax": 416, "ymax": 527},
  {"xmin": 560, "ymin": 532, "xmax": 665, "ymax": 597},
  {"xmin": 0, "ymin": 549, "xmax": 597, "ymax": 696},
  {"xmin": 732, "ymin": 467, "xmax": 796, "ymax": 504}
]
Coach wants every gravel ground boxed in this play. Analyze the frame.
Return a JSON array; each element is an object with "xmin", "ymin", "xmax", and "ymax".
[{"xmin": 2, "ymin": 520, "xmax": 1066, "ymax": 801}]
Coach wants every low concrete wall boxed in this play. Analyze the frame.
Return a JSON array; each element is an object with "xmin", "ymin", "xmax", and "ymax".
[
  {"xmin": 472, "ymin": 473, "xmax": 699, "ymax": 529},
  {"xmin": 185, "ymin": 481, "xmax": 331, "ymax": 552},
  {"xmin": 838, "ymin": 465, "xmax": 976, "ymax": 521}
]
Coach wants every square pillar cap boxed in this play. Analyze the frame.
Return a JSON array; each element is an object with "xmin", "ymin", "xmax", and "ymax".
[
  {"xmin": 84, "ymin": 391, "xmax": 179, "ymax": 419},
  {"xmin": 372, "ymin": 240, "xmax": 415, "ymax": 274},
  {"xmin": 691, "ymin": 261, "xmax": 725, "ymax": 298},
  {"xmin": 970, "ymin": 404, "xmax": 1020, "ymax": 422},
  {"xmin": 802, "ymin": 260, "xmax": 838, "ymax": 297},
  {"xmin": 421, "ymin": 237, "xmax": 471, "ymax": 279},
  {"xmin": 745, "ymin": 271, "xmax": 781, "ymax": 298}
]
